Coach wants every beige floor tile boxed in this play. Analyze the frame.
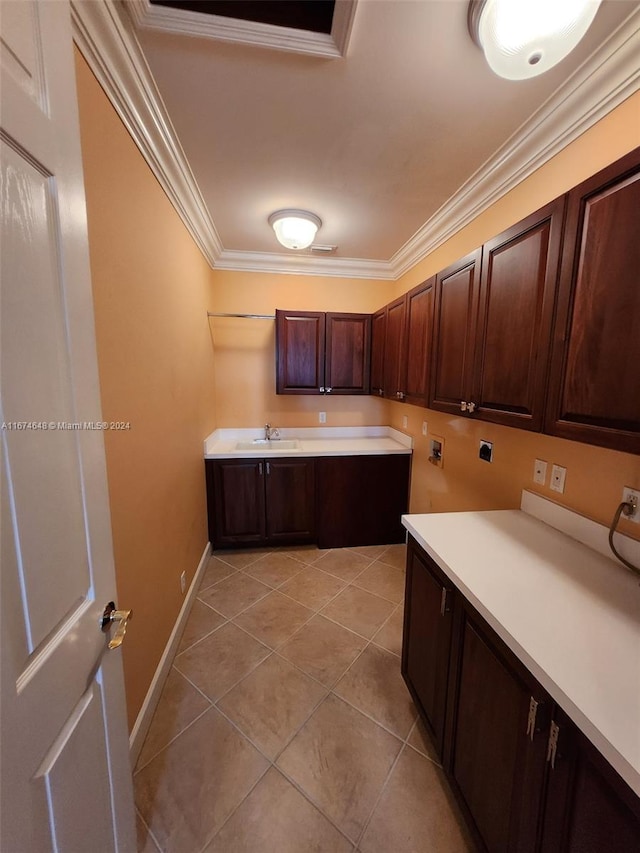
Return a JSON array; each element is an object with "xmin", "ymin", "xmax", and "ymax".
[
  {"xmin": 359, "ymin": 746, "xmax": 474, "ymax": 853},
  {"xmin": 377, "ymin": 543, "xmax": 407, "ymax": 571},
  {"xmin": 199, "ymin": 557, "xmax": 237, "ymax": 591},
  {"xmin": 218, "ymin": 655, "xmax": 327, "ymax": 759},
  {"xmin": 204, "ymin": 768, "xmax": 352, "ymax": 852},
  {"xmin": 174, "ymin": 622, "xmax": 270, "ymax": 701},
  {"xmin": 233, "ymin": 591, "xmax": 314, "ymax": 649},
  {"xmin": 348, "ymin": 544, "xmax": 390, "ymax": 560},
  {"xmin": 333, "ymin": 645, "xmax": 417, "ymax": 739},
  {"xmin": 198, "ymin": 572, "xmax": 271, "ymax": 618},
  {"xmin": 214, "ymin": 547, "xmax": 273, "ymax": 569},
  {"xmin": 136, "ymin": 811, "xmax": 160, "ymax": 853},
  {"xmin": 244, "ymin": 551, "xmax": 305, "ymax": 587},
  {"xmin": 136, "ymin": 668, "xmax": 210, "ymax": 770},
  {"xmin": 354, "ymin": 562, "xmax": 406, "ymax": 604},
  {"xmin": 280, "ymin": 544, "xmax": 324, "ymax": 565},
  {"xmin": 314, "ymin": 549, "xmax": 372, "ymax": 581},
  {"xmin": 371, "ymin": 606, "xmax": 404, "ymax": 657},
  {"xmin": 321, "ymin": 586, "xmax": 395, "ymax": 639},
  {"xmin": 278, "ymin": 615, "xmax": 366, "ymax": 687},
  {"xmin": 279, "ymin": 566, "xmax": 346, "ymax": 611},
  {"xmin": 135, "ymin": 707, "xmax": 268, "ymax": 853},
  {"xmin": 178, "ymin": 599, "xmax": 226, "ymax": 654},
  {"xmin": 277, "ymin": 695, "xmax": 402, "ymax": 842},
  {"xmin": 407, "ymin": 716, "xmax": 440, "ymax": 765}
]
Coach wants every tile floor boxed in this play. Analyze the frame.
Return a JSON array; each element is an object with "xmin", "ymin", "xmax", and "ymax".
[{"xmin": 134, "ymin": 543, "xmax": 475, "ymax": 853}]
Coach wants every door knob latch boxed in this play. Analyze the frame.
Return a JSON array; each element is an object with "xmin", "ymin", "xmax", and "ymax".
[{"xmin": 101, "ymin": 601, "xmax": 133, "ymax": 649}]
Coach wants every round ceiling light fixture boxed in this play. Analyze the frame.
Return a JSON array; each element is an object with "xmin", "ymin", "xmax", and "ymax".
[
  {"xmin": 268, "ymin": 209, "xmax": 322, "ymax": 250},
  {"xmin": 468, "ymin": 0, "xmax": 601, "ymax": 80}
]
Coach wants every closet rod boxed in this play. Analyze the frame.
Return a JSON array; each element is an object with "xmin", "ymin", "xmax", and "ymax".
[{"xmin": 207, "ymin": 311, "xmax": 275, "ymax": 320}]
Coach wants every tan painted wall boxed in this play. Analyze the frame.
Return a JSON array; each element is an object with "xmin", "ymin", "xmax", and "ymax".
[
  {"xmin": 74, "ymin": 51, "xmax": 217, "ymax": 729},
  {"xmin": 385, "ymin": 91, "xmax": 640, "ymax": 540},
  {"xmin": 208, "ymin": 271, "xmax": 391, "ymax": 427}
]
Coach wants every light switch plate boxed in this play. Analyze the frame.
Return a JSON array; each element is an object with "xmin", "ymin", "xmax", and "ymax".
[
  {"xmin": 402, "ymin": 415, "xmax": 408, "ymax": 429},
  {"xmin": 550, "ymin": 464, "xmax": 566, "ymax": 493},
  {"xmin": 319, "ymin": 411, "xmax": 326, "ymax": 424},
  {"xmin": 533, "ymin": 459, "xmax": 548, "ymax": 485},
  {"xmin": 422, "ymin": 421, "xmax": 428, "ymax": 436}
]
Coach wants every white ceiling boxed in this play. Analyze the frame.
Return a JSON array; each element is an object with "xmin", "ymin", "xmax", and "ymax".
[{"xmin": 122, "ymin": 0, "xmax": 640, "ymax": 271}]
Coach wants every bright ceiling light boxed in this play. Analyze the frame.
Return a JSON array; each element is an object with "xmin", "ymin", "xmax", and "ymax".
[
  {"xmin": 268, "ymin": 209, "xmax": 322, "ymax": 250},
  {"xmin": 468, "ymin": 0, "xmax": 601, "ymax": 80}
]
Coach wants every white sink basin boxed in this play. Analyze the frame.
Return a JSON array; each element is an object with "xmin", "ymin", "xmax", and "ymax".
[{"xmin": 235, "ymin": 439, "xmax": 301, "ymax": 451}]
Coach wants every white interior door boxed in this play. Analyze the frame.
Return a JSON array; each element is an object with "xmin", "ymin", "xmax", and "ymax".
[{"xmin": 1, "ymin": 1, "xmax": 136, "ymax": 850}]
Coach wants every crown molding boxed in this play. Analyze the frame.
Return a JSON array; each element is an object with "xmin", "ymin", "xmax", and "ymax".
[
  {"xmin": 213, "ymin": 249, "xmax": 395, "ymax": 280},
  {"xmin": 126, "ymin": 0, "xmax": 357, "ymax": 59},
  {"xmin": 391, "ymin": 6, "xmax": 640, "ymax": 278},
  {"xmin": 71, "ymin": 0, "xmax": 222, "ymax": 266},
  {"xmin": 71, "ymin": 0, "xmax": 639, "ymax": 282}
]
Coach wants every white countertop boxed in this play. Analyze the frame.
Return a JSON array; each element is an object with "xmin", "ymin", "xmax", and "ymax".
[
  {"xmin": 402, "ymin": 492, "xmax": 640, "ymax": 797},
  {"xmin": 204, "ymin": 426, "xmax": 413, "ymax": 459}
]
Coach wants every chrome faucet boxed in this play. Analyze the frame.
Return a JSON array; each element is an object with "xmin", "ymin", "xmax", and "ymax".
[{"xmin": 264, "ymin": 423, "xmax": 279, "ymax": 440}]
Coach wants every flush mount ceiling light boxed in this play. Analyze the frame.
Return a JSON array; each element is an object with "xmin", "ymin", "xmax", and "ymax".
[
  {"xmin": 268, "ymin": 209, "xmax": 322, "ymax": 250},
  {"xmin": 468, "ymin": 0, "xmax": 601, "ymax": 80}
]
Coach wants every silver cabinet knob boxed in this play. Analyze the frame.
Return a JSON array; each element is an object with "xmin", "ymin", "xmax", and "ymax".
[
  {"xmin": 467, "ymin": 402, "xmax": 476, "ymax": 413},
  {"xmin": 460, "ymin": 401, "xmax": 468, "ymax": 412}
]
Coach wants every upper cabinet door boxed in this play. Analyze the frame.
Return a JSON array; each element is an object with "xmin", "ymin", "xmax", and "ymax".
[
  {"xmin": 403, "ymin": 277, "xmax": 436, "ymax": 407},
  {"xmin": 546, "ymin": 148, "xmax": 640, "ymax": 453},
  {"xmin": 276, "ymin": 310, "xmax": 325, "ymax": 394},
  {"xmin": 471, "ymin": 199, "xmax": 565, "ymax": 431},
  {"xmin": 430, "ymin": 249, "xmax": 482, "ymax": 415},
  {"xmin": 383, "ymin": 295, "xmax": 407, "ymax": 401},
  {"xmin": 370, "ymin": 307, "xmax": 387, "ymax": 397},
  {"xmin": 325, "ymin": 313, "xmax": 371, "ymax": 394}
]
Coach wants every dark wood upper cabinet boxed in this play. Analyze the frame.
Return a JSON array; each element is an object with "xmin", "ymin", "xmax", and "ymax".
[
  {"xmin": 546, "ymin": 147, "xmax": 640, "ymax": 453},
  {"xmin": 430, "ymin": 249, "xmax": 482, "ymax": 415},
  {"xmin": 325, "ymin": 312, "xmax": 371, "ymax": 394},
  {"xmin": 403, "ymin": 277, "xmax": 435, "ymax": 407},
  {"xmin": 383, "ymin": 295, "xmax": 407, "ymax": 401},
  {"xmin": 276, "ymin": 310, "xmax": 325, "ymax": 394},
  {"xmin": 276, "ymin": 309, "xmax": 370, "ymax": 395},
  {"xmin": 370, "ymin": 307, "xmax": 387, "ymax": 397},
  {"xmin": 471, "ymin": 198, "xmax": 565, "ymax": 430}
]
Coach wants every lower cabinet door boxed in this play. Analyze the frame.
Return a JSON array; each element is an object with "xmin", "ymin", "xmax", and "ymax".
[
  {"xmin": 448, "ymin": 608, "xmax": 548, "ymax": 853},
  {"xmin": 265, "ymin": 458, "xmax": 316, "ymax": 543},
  {"xmin": 540, "ymin": 708, "xmax": 640, "ymax": 853},
  {"xmin": 208, "ymin": 459, "xmax": 266, "ymax": 546},
  {"xmin": 401, "ymin": 542, "xmax": 453, "ymax": 758}
]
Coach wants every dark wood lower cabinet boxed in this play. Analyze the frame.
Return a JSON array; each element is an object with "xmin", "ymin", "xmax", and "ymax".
[
  {"xmin": 404, "ymin": 534, "xmax": 640, "ymax": 853},
  {"xmin": 402, "ymin": 541, "xmax": 454, "ymax": 758},
  {"xmin": 316, "ymin": 454, "xmax": 411, "ymax": 548},
  {"xmin": 206, "ymin": 457, "xmax": 315, "ymax": 548}
]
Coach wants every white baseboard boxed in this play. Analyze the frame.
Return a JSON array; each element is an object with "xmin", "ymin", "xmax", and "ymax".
[{"xmin": 129, "ymin": 541, "xmax": 211, "ymax": 765}]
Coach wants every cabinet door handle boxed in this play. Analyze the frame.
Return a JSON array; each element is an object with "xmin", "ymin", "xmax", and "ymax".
[
  {"xmin": 440, "ymin": 587, "xmax": 451, "ymax": 616},
  {"xmin": 266, "ymin": 461, "xmax": 270, "ymax": 475},
  {"xmin": 258, "ymin": 462, "xmax": 263, "ymax": 476},
  {"xmin": 319, "ymin": 386, "xmax": 325, "ymax": 393},
  {"xmin": 547, "ymin": 720, "xmax": 560, "ymax": 769},
  {"xmin": 467, "ymin": 401, "xmax": 476, "ymax": 414},
  {"xmin": 326, "ymin": 387, "xmax": 332, "ymax": 393},
  {"xmin": 526, "ymin": 696, "xmax": 540, "ymax": 741},
  {"xmin": 460, "ymin": 401, "xmax": 468, "ymax": 412}
]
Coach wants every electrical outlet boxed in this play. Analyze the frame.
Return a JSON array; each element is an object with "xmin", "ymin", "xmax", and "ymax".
[
  {"xmin": 550, "ymin": 464, "xmax": 566, "ymax": 494},
  {"xmin": 180, "ymin": 571, "xmax": 186, "ymax": 594},
  {"xmin": 622, "ymin": 487, "xmax": 640, "ymax": 523},
  {"xmin": 402, "ymin": 415, "xmax": 408, "ymax": 429},
  {"xmin": 319, "ymin": 411, "xmax": 326, "ymax": 424},
  {"xmin": 422, "ymin": 421, "xmax": 428, "ymax": 436},
  {"xmin": 479, "ymin": 440, "xmax": 493, "ymax": 463},
  {"xmin": 533, "ymin": 459, "xmax": 548, "ymax": 485}
]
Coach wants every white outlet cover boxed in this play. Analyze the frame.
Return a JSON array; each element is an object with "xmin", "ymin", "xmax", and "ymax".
[
  {"xmin": 319, "ymin": 411, "xmax": 326, "ymax": 423},
  {"xmin": 550, "ymin": 464, "xmax": 566, "ymax": 494},
  {"xmin": 402, "ymin": 416, "xmax": 408, "ymax": 429},
  {"xmin": 622, "ymin": 487, "xmax": 640, "ymax": 523},
  {"xmin": 533, "ymin": 459, "xmax": 548, "ymax": 485},
  {"xmin": 422, "ymin": 421, "xmax": 428, "ymax": 436}
]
